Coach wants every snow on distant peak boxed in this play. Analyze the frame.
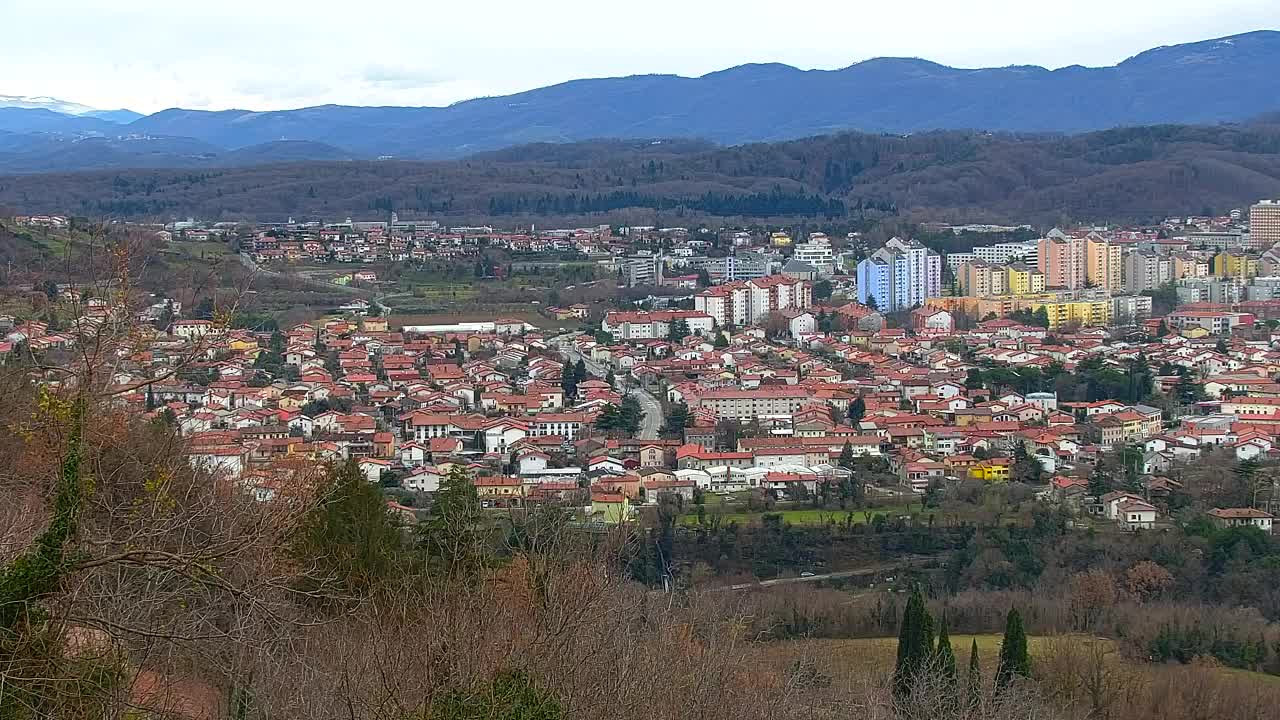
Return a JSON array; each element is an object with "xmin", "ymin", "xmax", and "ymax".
[{"xmin": 0, "ymin": 94, "xmax": 99, "ymax": 115}]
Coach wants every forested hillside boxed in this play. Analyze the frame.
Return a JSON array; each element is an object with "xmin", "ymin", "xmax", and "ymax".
[{"xmin": 2, "ymin": 122, "xmax": 1280, "ymax": 224}]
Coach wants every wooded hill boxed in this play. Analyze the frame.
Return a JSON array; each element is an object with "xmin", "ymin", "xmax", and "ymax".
[{"xmin": 2, "ymin": 122, "xmax": 1280, "ymax": 225}]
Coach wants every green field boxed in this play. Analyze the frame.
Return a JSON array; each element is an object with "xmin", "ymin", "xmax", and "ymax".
[{"xmin": 680, "ymin": 504, "xmax": 917, "ymax": 527}]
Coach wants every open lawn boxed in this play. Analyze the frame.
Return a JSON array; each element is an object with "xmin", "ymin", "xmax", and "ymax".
[{"xmin": 680, "ymin": 504, "xmax": 917, "ymax": 527}]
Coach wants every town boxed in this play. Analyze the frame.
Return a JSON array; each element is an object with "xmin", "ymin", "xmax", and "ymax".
[{"xmin": 6, "ymin": 200, "xmax": 1280, "ymax": 540}]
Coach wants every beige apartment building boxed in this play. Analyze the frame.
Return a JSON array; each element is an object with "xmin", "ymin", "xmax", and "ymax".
[{"xmin": 1252, "ymin": 200, "xmax": 1280, "ymax": 249}]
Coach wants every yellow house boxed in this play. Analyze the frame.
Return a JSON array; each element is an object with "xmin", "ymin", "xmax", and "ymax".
[
  {"xmin": 969, "ymin": 458, "xmax": 1011, "ymax": 482},
  {"xmin": 1180, "ymin": 326, "xmax": 1210, "ymax": 339},
  {"xmin": 770, "ymin": 232, "xmax": 793, "ymax": 247},
  {"xmin": 591, "ymin": 489, "xmax": 631, "ymax": 523}
]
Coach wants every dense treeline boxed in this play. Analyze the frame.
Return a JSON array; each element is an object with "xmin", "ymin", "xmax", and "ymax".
[{"xmin": 2, "ymin": 120, "xmax": 1279, "ymax": 224}]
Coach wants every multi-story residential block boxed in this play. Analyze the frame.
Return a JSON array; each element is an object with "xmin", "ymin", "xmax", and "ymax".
[
  {"xmin": 1171, "ymin": 253, "xmax": 1211, "ymax": 279},
  {"xmin": 693, "ymin": 276, "xmax": 810, "ymax": 327},
  {"xmin": 601, "ymin": 310, "xmax": 715, "ymax": 340},
  {"xmin": 692, "ymin": 251, "xmax": 774, "ymax": 284},
  {"xmin": 957, "ymin": 261, "xmax": 1006, "ymax": 298},
  {"xmin": 1213, "ymin": 250, "xmax": 1260, "ymax": 281},
  {"xmin": 1110, "ymin": 295, "xmax": 1153, "ymax": 325},
  {"xmin": 1005, "ymin": 263, "xmax": 1046, "ymax": 296},
  {"xmin": 1250, "ymin": 200, "xmax": 1280, "ymax": 249},
  {"xmin": 1033, "ymin": 300, "xmax": 1111, "ymax": 330},
  {"xmin": 971, "ymin": 241, "xmax": 1038, "ymax": 266},
  {"xmin": 1166, "ymin": 310, "xmax": 1254, "ymax": 335},
  {"xmin": 1037, "ymin": 231, "xmax": 1087, "ymax": 289},
  {"xmin": 1245, "ymin": 276, "xmax": 1280, "ymax": 301},
  {"xmin": 1086, "ymin": 236, "xmax": 1123, "ymax": 292},
  {"xmin": 1177, "ymin": 277, "xmax": 1243, "ymax": 304},
  {"xmin": 694, "ymin": 387, "xmax": 812, "ymax": 421},
  {"xmin": 856, "ymin": 237, "xmax": 941, "ymax": 312},
  {"xmin": 620, "ymin": 254, "xmax": 664, "ymax": 286},
  {"xmin": 1123, "ymin": 250, "xmax": 1173, "ymax": 294},
  {"xmin": 791, "ymin": 234, "xmax": 835, "ymax": 276}
]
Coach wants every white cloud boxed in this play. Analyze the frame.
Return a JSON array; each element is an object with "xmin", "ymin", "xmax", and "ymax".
[{"xmin": 2, "ymin": 0, "xmax": 1277, "ymax": 113}]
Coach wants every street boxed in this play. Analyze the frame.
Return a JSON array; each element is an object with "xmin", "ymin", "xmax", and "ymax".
[{"xmin": 558, "ymin": 340, "xmax": 661, "ymax": 440}]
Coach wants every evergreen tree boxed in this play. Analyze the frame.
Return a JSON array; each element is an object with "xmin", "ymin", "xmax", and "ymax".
[
  {"xmin": 145, "ymin": 385, "xmax": 156, "ymax": 411},
  {"xmin": 967, "ymin": 638, "xmax": 983, "ymax": 709},
  {"xmin": 560, "ymin": 359, "xmax": 578, "ymax": 399},
  {"xmin": 936, "ymin": 614, "xmax": 957, "ymax": 681},
  {"xmin": 1088, "ymin": 461, "xmax": 1112, "ymax": 498},
  {"xmin": 838, "ymin": 441, "xmax": 854, "ymax": 469},
  {"xmin": 290, "ymin": 459, "xmax": 403, "ymax": 599},
  {"xmin": 847, "ymin": 396, "xmax": 866, "ymax": 424},
  {"xmin": 713, "ymin": 331, "xmax": 729, "ymax": 349},
  {"xmin": 893, "ymin": 585, "xmax": 934, "ymax": 700},
  {"xmin": 430, "ymin": 670, "xmax": 562, "ymax": 720},
  {"xmin": 418, "ymin": 465, "xmax": 489, "ymax": 579},
  {"xmin": 995, "ymin": 608, "xmax": 1031, "ymax": 692},
  {"xmin": 574, "ymin": 358, "xmax": 587, "ymax": 383},
  {"xmin": 667, "ymin": 318, "xmax": 691, "ymax": 342}
]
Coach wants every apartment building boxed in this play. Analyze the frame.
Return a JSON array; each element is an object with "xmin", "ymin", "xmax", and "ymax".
[
  {"xmin": 620, "ymin": 255, "xmax": 664, "ymax": 286},
  {"xmin": 1037, "ymin": 231, "xmax": 1088, "ymax": 289},
  {"xmin": 957, "ymin": 261, "xmax": 1044, "ymax": 298},
  {"xmin": 1086, "ymin": 237, "xmax": 1123, "ymax": 293},
  {"xmin": 791, "ymin": 234, "xmax": 835, "ymax": 275},
  {"xmin": 1213, "ymin": 251, "xmax": 1260, "ymax": 281},
  {"xmin": 601, "ymin": 310, "xmax": 715, "ymax": 340},
  {"xmin": 1034, "ymin": 300, "xmax": 1111, "ymax": 330},
  {"xmin": 693, "ymin": 276, "xmax": 810, "ymax": 327},
  {"xmin": 1124, "ymin": 250, "xmax": 1174, "ymax": 294},
  {"xmin": 857, "ymin": 237, "xmax": 942, "ymax": 312},
  {"xmin": 1177, "ymin": 277, "xmax": 1243, "ymax": 304},
  {"xmin": 971, "ymin": 241, "xmax": 1038, "ymax": 266},
  {"xmin": 1250, "ymin": 200, "xmax": 1280, "ymax": 249},
  {"xmin": 1110, "ymin": 295, "xmax": 1153, "ymax": 325},
  {"xmin": 957, "ymin": 261, "xmax": 1006, "ymax": 297},
  {"xmin": 694, "ymin": 387, "xmax": 812, "ymax": 421},
  {"xmin": 1005, "ymin": 263, "xmax": 1047, "ymax": 295}
]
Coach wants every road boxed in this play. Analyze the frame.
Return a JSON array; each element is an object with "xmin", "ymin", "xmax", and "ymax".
[
  {"xmin": 716, "ymin": 556, "xmax": 938, "ymax": 592},
  {"xmin": 557, "ymin": 339, "xmax": 662, "ymax": 440}
]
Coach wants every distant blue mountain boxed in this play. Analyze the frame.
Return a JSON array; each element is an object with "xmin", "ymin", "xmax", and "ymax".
[
  {"xmin": 1, "ymin": 30, "xmax": 1279, "ymax": 170},
  {"xmin": 122, "ymin": 31, "xmax": 1280, "ymax": 159}
]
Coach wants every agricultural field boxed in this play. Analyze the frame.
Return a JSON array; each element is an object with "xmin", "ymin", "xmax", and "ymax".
[
  {"xmin": 387, "ymin": 310, "xmax": 561, "ymax": 331},
  {"xmin": 679, "ymin": 503, "xmax": 919, "ymax": 528}
]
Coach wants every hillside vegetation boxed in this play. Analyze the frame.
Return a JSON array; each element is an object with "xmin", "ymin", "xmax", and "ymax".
[{"xmin": 2, "ymin": 122, "xmax": 1280, "ymax": 224}]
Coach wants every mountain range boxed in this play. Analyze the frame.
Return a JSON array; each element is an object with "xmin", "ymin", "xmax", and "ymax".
[{"xmin": 0, "ymin": 30, "xmax": 1278, "ymax": 173}]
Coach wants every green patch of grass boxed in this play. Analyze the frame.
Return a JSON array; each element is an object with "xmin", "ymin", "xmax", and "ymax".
[{"xmin": 679, "ymin": 504, "xmax": 917, "ymax": 527}]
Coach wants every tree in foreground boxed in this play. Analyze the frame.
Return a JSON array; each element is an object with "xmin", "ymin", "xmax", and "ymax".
[
  {"xmin": 418, "ymin": 465, "xmax": 491, "ymax": 579},
  {"xmin": 936, "ymin": 613, "xmax": 957, "ymax": 682},
  {"xmin": 429, "ymin": 670, "xmax": 563, "ymax": 720},
  {"xmin": 894, "ymin": 585, "xmax": 935, "ymax": 700},
  {"xmin": 995, "ymin": 607, "xmax": 1031, "ymax": 693},
  {"xmin": 968, "ymin": 637, "xmax": 984, "ymax": 709},
  {"xmin": 290, "ymin": 458, "xmax": 404, "ymax": 600}
]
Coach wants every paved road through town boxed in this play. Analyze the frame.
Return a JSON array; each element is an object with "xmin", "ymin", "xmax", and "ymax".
[{"xmin": 557, "ymin": 339, "xmax": 662, "ymax": 440}]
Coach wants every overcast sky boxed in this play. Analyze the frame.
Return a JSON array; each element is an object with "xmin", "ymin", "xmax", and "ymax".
[{"xmin": 5, "ymin": 0, "xmax": 1279, "ymax": 113}]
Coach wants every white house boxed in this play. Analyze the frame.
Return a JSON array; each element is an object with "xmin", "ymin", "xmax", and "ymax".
[
  {"xmin": 1117, "ymin": 499, "xmax": 1158, "ymax": 531},
  {"xmin": 1208, "ymin": 508, "xmax": 1274, "ymax": 533}
]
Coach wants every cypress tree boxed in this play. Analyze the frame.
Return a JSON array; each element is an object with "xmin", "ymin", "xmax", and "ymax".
[
  {"xmin": 995, "ymin": 608, "xmax": 1030, "ymax": 692},
  {"xmin": 921, "ymin": 610, "xmax": 936, "ymax": 656},
  {"xmin": 935, "ymin": 614, "xmax": 956, "ymax": 681},
  {"xmin": 893, "ymin": 585, "xmax": 934, "ymax": 700},
  {"xmin": 967, "ymin": 638, "xmax": 983, "ymax": 709}
]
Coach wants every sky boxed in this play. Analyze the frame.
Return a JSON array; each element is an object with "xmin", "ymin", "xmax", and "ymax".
[{"xmin": 4, "ymin": 0, "xmax": 1279, "ymax": 114}]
